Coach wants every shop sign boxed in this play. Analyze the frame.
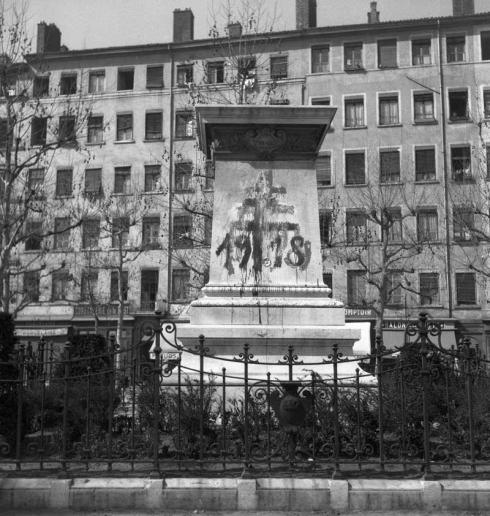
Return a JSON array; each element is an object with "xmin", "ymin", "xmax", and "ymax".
[
  {"xmin": 383, "ymin": 320, "xmax": 446, "ymax": 330},
  {"xmin": 345, "ymin": 308, "xmax": 375, "ymax": 319},
  {"xmin": 16, "ymin": 327, "xmax": 68, "ymax": 337}
]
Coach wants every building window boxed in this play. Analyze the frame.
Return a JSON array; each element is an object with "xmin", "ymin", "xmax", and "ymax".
[
  {"xmin": 85, "ymin": 168, "xmax": 103, "ymax": 197},
  {"xmin": 311, "ymin": 97, "xmax": 331, "ymax": 106},
  {"xmin": 59, "ymin": 73, "xmax": 77, "ymax": 95},
  {"xmin": 54, "ymin": 217, "xmax": 70, "ymax": 250},
  {"xmin": 319, "ymin": 209, "xmax": 333, "ymax": 246},
  {"xmin": 347, "ymin": 270, "xmax": 366, "ymax": 306},
  {"xmin": 484, "ymin": 89, "xmax": 490, "ymax": 119},
  {"xmin": 415, "ymin": 147, "xmax": 436, "ymax": 181},
  {"xmin": 345, "ymin": 151, "xmax": 365, "ymax": 185},
  {"xmin": 146, "ymin": 65, "xmax": 163, "ymax": 88},
  {"xmin": 451, "ymin": 146, "xmax": 472, "ymax": 182},
  {"xmin": 116, "ymin": 113, "xmax": 133, "ymax": 141},
  {"xmin": 383, "ymin": 207, "xmax": 402, "ymax": 242},
  {"xmin": 344, "ymin": 97, "xmax": 365, "ymax": 128},
  {"xmin": 385, "ymin": 271, "xmax": 403, "ymax": 306},
  {"xmin": 110, "ymin": 271, "xmax": 128, "ymax": 301},
  {"xmin": 52, "ymin": 270, "xmax": 70, "ymax": 301},
  {"xmin": 28, "ymin": 168, "xmax": 44, "ymax": 196},
  {"xmin": 379, "ymin": 149, "xmax": 400, "ymax": 183},
  {"xmin": 346, "ymin": 211, "xmax": 367, "ymax": 244},
  {"xmin": 117, "ymin": 68, "xmax": 134, "ymax": 90},
  {"xmin": 417, "ymin": 209, "xmax": 438, "ymax": 241},
  {"xmin": 419, "ymin": 273, "xmax": 439, "ymax": 306},
  {"xmin": 142, "ymin": 216, "xmax": 160, "ymax": 248},
  {"xmin": 55, "ymin": 169, "xmax": 72, "ymax": 197},
  {"xmin": 453, "ymin": 207, "xmax": 475, "ymax": 242},
  {"xmin": 206, "ymin": 61, "xmax": 224, "ymax": 83},
  {"xmin": 176, "ymin": 64, "xmax": 193, "ymax": 86},
  {"xmin": 344, "ymin": 42, "xmax": 363, "ymax": 69},
  {"xmin": 140, "ymin": 269, "xmax": 159, "ymax": 310},
  {"xmin": 87, "ymin": 115, "xmax": 103, "ymax": 144},
  {"xmin": 24, "ymin": 271, "xmax": 40, "ymax": 302},
  {"xmin": 88, "ymin": 70, "xmax": 105, "ymax": 93},
  {"xmin": 412, "ymin": 39, "xmax": 431, "ymax": 65},
  {"xmin": 270, "ymin": 55, "xmax": 288, "ymax": 79},
  {"xmin": 114, "ymin": 166, "xmax": 131, "ymax": 194},
  {"xmin": 455, "ymin": 272, "xmax": 476, "ymax": 305},
  {"xmin": 81, "ymin": 271, "xmax": 98, "ymax": 302},
  {"xmin": 323, "ymin": 272, "xmax": 333, "ymax": 297},
  {"xmin": 33, "ymin": 76, "xmax": 49, "ymax": 97},
  {"xmin": 144, "ymin": 165, "xmax": 161, "ymax": 192},
  {"xmin": 414, "ymin": 92, "xmax": 435, "ymax": 122},
  {"xmin": 145, "ymin": 111, "xmax": 162, "ymax": 140},
  {"xmin": 25, "ymin": 220, "xmax": 42, "ymax": 250},
  {"xmin": 378, "ymin": 39, "xmax": 397, "ymax": 68},
  {"xmin": 175, "ymin": 111, "xmax": 194, "ymax": 139},
  {"xmin": 58, "ymin": 115, "xmax": 76, "ymax": 144},
  {"xmin": 316, "ymin": 154, "xmax": 331, "ymax": 186},
  {"xmin": 112, "ymin": 217, "xmax": 130, "ymax": 247},
  {"xmin": 31, "ymin": 117, "xmax": 47, "ymax": 146},
  {"xmin": 447, "ymin": 35, "xmax": 465, "ymax": 62},
  {"xmin": 175, "ymin": 161, "xmax": 193, "ymax": 191},
  {"xmin": 311, "ymin": 46, "xmax": 329, "ymax": 73},
  {"xmin": 379, "ymin": 95, "xmax": 399, "ymax": 126},
  {"xmin": 449, "ymin": 90, "xmax": 469, "ymax": 121},
  {"xmin": 172, "ymin": 268, "xmax": 190, "ymax": 302},
  {"xmin": 82, "ymin": 219, "xmax": 100, "ymax": 248},
  {"xmin": 481, "ymin": 31, "xmax": 490, "ymax": 60},
  {"xmin": 173, "ymin": 215, "xmax": 193, "ymax": 248}
]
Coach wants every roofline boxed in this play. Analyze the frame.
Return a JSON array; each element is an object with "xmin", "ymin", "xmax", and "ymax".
[{"xmin": 25, "ymin": 11, "xmax": 490, "ymax": 63}]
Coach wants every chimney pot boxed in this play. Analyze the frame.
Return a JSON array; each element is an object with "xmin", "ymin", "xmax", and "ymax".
[
  {"xmin": 36, "ymin": 22, "xmax": 61, "ymax": 53},
  {"xmin": 453, "ymin": 0, "xmax": 474, "ymax": 16},
  {"xmin": 296, "ymin": 0, "xmax": 317, "ymax": 30},
  {"xmin": 368, "ymin": 1, "xmax": 380, "ymax": 24},
  {"xmin": 173, "ymin": 8, "xmax": 194, "ymax": 42},
  {"xmin": 227, "ymin": 22, "xmax": 242, "ymax": 38}
]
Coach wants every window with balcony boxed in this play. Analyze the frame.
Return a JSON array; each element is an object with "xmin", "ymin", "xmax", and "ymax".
[
  {"xmin": 270, "ymin": 55, "xmax": 288, "ymax": 79},
  {"xmin": 59, "ymin": 73, "xmax": 77, "ymax": 95},
  {"xmin": 379, "ymin": 149, "xmax": 400, "ymax": 183},
  {"xmin": 146, "ymin": 65, "xmax": 164, "ymax": 88},
  {"xmin": 447, "ymin": 35, "xmax": 465, "ymax": 62},
  {"xmin": 81, "ymin": 271, "xmax": 98, "ymax": 302},
  {"xmin": 144, "ymin": 165, "xmax": 161, "ymax": 192},
  {"xmin": 346, "ymin": 211, "xmax": 367, "ymax": 244},
  {"xmin": 116, "ymin": 113, "xmax": 133, "ymax": 141},
  {"xmin": 414, "ymin": 92, "xmax": 435, "ymax": 122},
  {"xmin": 112, "ymin": 217, "xmax": 130, "ymax": 247},
  {"xmin": 175, "ymin": 161, "xmax": 193, "ymax": 190},
  {"xmin": 311, "ymin": 45, "xmax": 329, "ymax": 73},
  {"xmin": 344, "ymin": 42, "xmax": 363, "ymax": 70},
  {"xmin": 451, "ymin": 145, "xmax": 472, "ymax": 182},
  {"xmin": 58, "ymin": 115, "xmax": 76, "ymax": 145},
  {"xmin": 378, "ymin": 39, "xmax": 397, "ymax": 68},
  {"xmin": 417, "ymin": 209, "xmax": 438, "ymax": 241},
  {"xmin": 344, "ymin": 97, "xmax": 365, "ymax": 128},
  {"xmin": 24, "ymin": 271, "xmax": 40, "ymax": 302},
  {"xmin": 316, "ymin": 154, "xmax": 332, "ymax": 186},
  {"xmin": 55, "ymin": 169, "xmax": 72, "ymax": 197},
  {"xmin": 173, "ymin": 215, "xmax": 193, "ymax": 248},
  {"xmin": 85, "ymin": 168, "xmax": 102, "ymax": 198},
  {"xmin": 415, "ymin": 147, "xmax": 436, "ymax": 181},
  {"xmin": 455, "ymin": 272, "xmax": 476, "ymax": 305},
  {"xmin": 140, "ymin": 269, "xmax": 159, "ymax": 310},
  {"xmin": 172, "ymin": 268, "xmax": 190, "ymax": 302},
  {"xmin": 419, "ymin": 272, "xmax": 440, "ymax": 306},
  {"xmin": 453, "ymin": 207, "xmax": 475, "ymax": 242},
  {"xmin": 33, "ymin": 75, "xmax": 49, "ymax": 97},
  {"xmin": 379, "ymin": 94, "xmax": 399, "ymax": 126},
  {"xmin": 145, "ymin": 111, "xmax": 162, "ymax": 140},
  {"xmin": 449, "ymin": 90, "xmax": 469, "ymax": 121},
  {"xmin": 319, "ymin": 209, "xmax": 333, "ymax": 246},
  {"xmin": 142, "ymin": 216, "xmax": 160, "ymax": 248},
  {"xmin": 347, "ymin": 270, "xmax": 366, "ymax": 306},
  {"xmin": 114, "ymin": 166, "xmax": 131, "ymax": 194},
  {"xmin": 117, "ymin": 68, "xmax": 134, "ymax": 90},
  {"xmin": 175, "ymin": 111, "xmax": 194, "ymax": 139},
  {"xmin": 88, "ymin": 70, "xmax": 105, "ymax": 93},
  {"xmin": 385, "ymin": 271, "xmax": 403, "ymax": 306},
  {"xmin": 206, "ymin": 61, "xmax": 224, "ymax": 83},
  {"xmin": 25, "ymin": 220, "xmax": 42, "ymax": 250},
  {"xmin": 481, "ymin": 31, "xmax": 490, "ymax": 60},
  {"xmin": 82, "ymin": 218, "xmax": 100, "ymax": 248},
  {"xmin": 382, "ymin": 207, "xmax": 402, "ymax": 242},
  {"xmin": 176, "ymin": 64, "xmax": 193, "ymax": 86},
  {"xmin": 345, "ymin": 151, "xmax": 365, "ymax": 185},
  {"xmin": 54, "ymin": 217, "xmax": 70, "ymax": 250},
  {"xmin": 52, "ymin": 270, "xmax": 70, "ymax": 301},
  {"xmin": 87, "ymin": 115, "xmax": 103, "ymax": 144},
  {"xmin": 412, "ymin": 39, "xmax": 431, "ymax": 65},
  {"xmin": 110, "ymin": 271, "xmax": 128, "ymax": 301},
  {"xmin": 31, "ymin": 117, "xmax": 47, "ymax": 146}
]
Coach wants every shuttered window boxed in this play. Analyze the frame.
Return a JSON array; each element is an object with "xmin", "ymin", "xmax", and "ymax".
[
  {"xmin": 82, "ymin": 219, "xmax": 100, "ymax": 248},
  {"xmin": 85, "ymin": 169, "xmax": 102, "ymax": 196},
  {"xmin": 415, "ymin": 148, "xmax": 436, "ymax": 181},
  {"xmin": 316, "ymin": 155, "xmax": 331, "ymax": 186},
  {"xmin": 419, "ymin": 273, "xmax": 440, "ymax": 306},
  {"xmin": 145, "ymin": 112, "xmax": 162, "ymax": 140},
  {"xmin": 378, "ymin": 39, "xmax": 397, "ymax": 68},
  {"xmin": 345, "ymin": 151, "xmax": 365, "ymax": 185},
  {"xmin": 56, "ymin": 169, "xmax": 72, "ymax": 196},
  {"xmin": 146, "ymin": 65, "xmax": 163, "ymax": 88},
  {"xmin": 380, "ymin": 149, "xmax": 400, "ymax": 183},
  {"xmin": 456, "ymin": 272, "xmax": 476, "ymax": 305},
  {"xmin": 347, "ymin": 270, "xmax": 366, "ymax": 306}
]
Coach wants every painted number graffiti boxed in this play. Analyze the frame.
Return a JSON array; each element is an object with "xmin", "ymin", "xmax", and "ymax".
[{"xmin": 284, "ymin": 235, "xmax": 311, "ymax": 271}]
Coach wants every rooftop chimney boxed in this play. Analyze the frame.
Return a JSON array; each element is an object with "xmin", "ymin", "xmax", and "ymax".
[
  {"xmin": 36, "ymin": 22, "xmax": 61, "ymax": 53},
  {"xmin": 173, "ymin": 8, "xmax": 194, "ymax": 43},
  {"xmin": 367, "ymin": 2, "xmax": 380, "ymax": 24},
  {"xmin": 296, "ymin": 0, "xmax": 317, "ymax": 30},
  {"xmin": 453, "ymin": 0, "xmax": 475, "ymax": 16},
  {"xmin": 227, "ymin": 22, "xmax": 242, "ymax": 38}
]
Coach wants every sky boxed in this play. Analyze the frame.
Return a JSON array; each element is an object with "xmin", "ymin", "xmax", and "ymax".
[{"xmin": 23, "ymin": 0, "xmax": 490, "ymax": 51}]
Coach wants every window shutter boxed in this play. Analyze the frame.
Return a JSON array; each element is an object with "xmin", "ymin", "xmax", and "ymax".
[
  {"xmin": 346, "ymin": 152, "xmax": 365, "ymax": 184},
  {"xmin": 316, "ymin": 156, "xmax": 331, "ymax": 186},
  {"xmin": 146, "ymin": 66, "xmax": 163, "ymax": 88},
  {"xmin": 456, "ymin": 273, "xmax": 476, "ymax": 304},
  {"xmin": 146, "ymin": 112, "xmax": 162, "ymax": 139},
  {"xmin": 378, "ymin": 39, "xmax": 397, "ymax": 67}
]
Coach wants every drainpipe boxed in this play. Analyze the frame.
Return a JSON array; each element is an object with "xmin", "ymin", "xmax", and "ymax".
[
  {"xmin": 167, "ymin": 46, "xmax": 175, "ymax": 309},
  {"xmin": 438, "ymin": 19, "xmax": 453, "ymax": 318}
]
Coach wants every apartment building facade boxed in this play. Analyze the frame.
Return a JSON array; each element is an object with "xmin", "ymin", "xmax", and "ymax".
[{"xmin": 12, "ymin": 0, "xmax": 490, "ymax": 356}]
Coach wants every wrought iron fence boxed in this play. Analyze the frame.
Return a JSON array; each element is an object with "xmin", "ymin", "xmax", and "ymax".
[{"xmin": 1, "ymin": 312, "xmax": 489, "ymax": 477}]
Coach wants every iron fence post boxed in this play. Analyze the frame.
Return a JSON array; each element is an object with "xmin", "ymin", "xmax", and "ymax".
[
  {"xmin": 15, "ymin": 344, "xmax": 25, "ymax": 470},
  {"xmin": 107, "ymin": 335, "xmax": 116, "ymax": 472},
  {"xmin": 84, "ymin": 365, "xmax": 92, "ymax": 470},
  {"xmin": 242, "ymin": 343, "xmax": 252, "ymax": 475},
  {"xmin": 418, "ymin": 313, "xmax": 432, "ymax": 475},
  {"xmin": 61, "ymin": 342, "xmax": 71, "ymax": 473},
  {"xmin": 332, "ymin": 343, "xmax": 340, "ymax": 475},
  {"xmin": 150, "ymin": 323, "xmax": 161, "ymax": 478},
  {"xmin": 198, "ymin": 335, "xmax": 205, "ymax": 471},
  {"xmin": 462, "ymin": 337, "xmax": 476, "ymax": 472},
  {"xmin": 375, "ymin": 336, "xmax": 385, "ymax": 472}
]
